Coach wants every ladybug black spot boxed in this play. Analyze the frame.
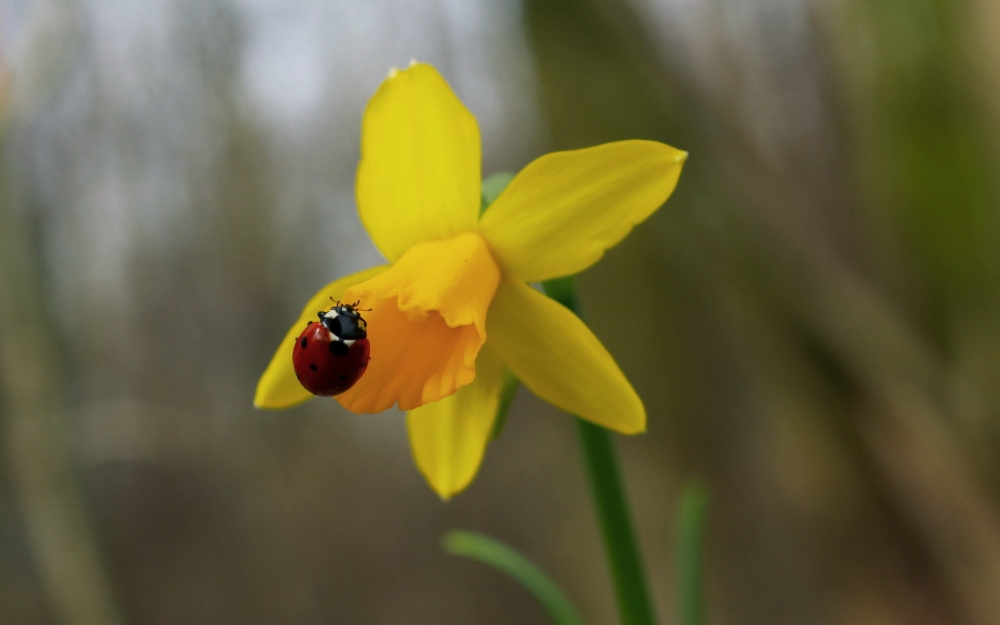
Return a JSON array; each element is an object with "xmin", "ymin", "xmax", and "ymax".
[
  {"xmin": 300, "ymin": 337, "xmax": 308, "ymax": 349},
  {"xmin": 309, "ymin": 364, "xmax": 318, "ymax": 372},
  {"xmin": 339, "ymin": 375, "xmax": 348, "ymax": 380},
  {"xmin": 329, "ymin": 341, "xmax": 349, "ymax": 357}
]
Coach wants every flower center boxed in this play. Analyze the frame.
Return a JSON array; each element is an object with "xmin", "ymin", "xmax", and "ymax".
[{"xmin": 336, "ymin": 232, "xmax": 501, "ymax": 412}]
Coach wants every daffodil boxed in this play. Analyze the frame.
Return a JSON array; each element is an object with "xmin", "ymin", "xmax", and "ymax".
[{"xmin": 255, "ymin": 63, "xmax": 685, "ymax": 499}]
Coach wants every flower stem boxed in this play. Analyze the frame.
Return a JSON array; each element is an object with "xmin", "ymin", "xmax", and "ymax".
[
  {"xmin": 575, "ymin": 420, "xmax": 658, "ymax": 625},
  {"xmin": 543, "ymin": 277, "xmax": 657, "ymax": 625}
]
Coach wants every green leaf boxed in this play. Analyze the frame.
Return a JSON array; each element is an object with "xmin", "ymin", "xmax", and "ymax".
[
  {"xmin": 490, "ymin": 370, "xmax": 520, "ymax": 440},
  {"xmin": 675, "ymin": 481, "xmax": 709, "ymax": 625},
  {"xmin": 541, "ymin": 276, "xmax": 582, "ymax": 315},
  {"xmin": 480, "ymin": 171, "xmax": 516, "ymax": 214},
  {"xmin": 442, "ymin": 530, "xmax": 586, "ymax": 625}
]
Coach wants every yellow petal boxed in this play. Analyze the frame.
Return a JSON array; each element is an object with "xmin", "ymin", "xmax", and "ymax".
[
  {"xmin": 357, "ymin": 62, "xmax": 481, "ymax": 262},
  {"xmin": 486, "ymin": 280, "xmax": 645, "ymax": 433},
  {"xmin": 407, "ymin": 341, "xmax": 506, "ymax": 500},
  {"xmin": 479, "ymin": 140, "xmax": 686, "ymax": 282},
  {"xmin": 336, "ymin": 232, "xmax": 501, "ymax": 413},
  {"xmin": 254, "ymin": 265, "xmax": 389, "ymax": 409}
]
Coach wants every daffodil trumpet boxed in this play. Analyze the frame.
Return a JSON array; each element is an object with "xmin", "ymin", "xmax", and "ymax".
[{"xmin": 255, "ymin": 62, "xmax": 686, "ymax": 500}]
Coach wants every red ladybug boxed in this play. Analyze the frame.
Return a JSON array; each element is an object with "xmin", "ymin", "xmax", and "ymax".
[{"xmin": 292, "ymin": 302, "xmax": 370, "ymax": 396}]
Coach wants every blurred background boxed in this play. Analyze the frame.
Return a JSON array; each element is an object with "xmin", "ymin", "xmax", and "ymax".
[{"xmin": 2, "ymin": 0, "xmax": 1000, "ymax": 623}]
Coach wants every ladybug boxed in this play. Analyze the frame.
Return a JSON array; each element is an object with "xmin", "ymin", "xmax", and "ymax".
[{"xmin": 292, "ymin": 301, "xmax": 371, "ymax": 396}]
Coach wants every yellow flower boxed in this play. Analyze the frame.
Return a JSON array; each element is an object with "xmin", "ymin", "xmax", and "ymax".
[{"xmin": 255, "ymin": 63, "xmax": 686, "ymax": 499}]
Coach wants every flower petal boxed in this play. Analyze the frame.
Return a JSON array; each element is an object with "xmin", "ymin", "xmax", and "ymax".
[
  {"xmin": 254, "ymin": 265, "xmax": 389, "ymax": 410},
  {"xmin": 357, "ymin": 63, "xmax": 481, "ymax": 262},
  {"xmin": 407, "ymin": 342, "xmax": 506, "ymax": 499},
  {"xmin": 479, "ymin": 140, "xmax": 686, "ymax": 282},
  {"xmin": 336, "ymin": 233, "xmax": 501, "ymax": 413},
  {"xmin": 486, "ymin": 280, "xmax": 645, "ymax": 433}
]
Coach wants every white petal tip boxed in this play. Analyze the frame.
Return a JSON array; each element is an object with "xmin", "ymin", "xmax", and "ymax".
[
  {"xmin": 387, "ymin": 66, "xmax": 400, "ymax": 79},
  {"xmin": 408, "ymin": 58, "xmax": 419, "ymax": 67}
]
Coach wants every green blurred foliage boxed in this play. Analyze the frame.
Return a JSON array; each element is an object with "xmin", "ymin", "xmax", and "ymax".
[{"xmin": 526, "ymin": 0, "xmax": 1000, "ymax": 623}]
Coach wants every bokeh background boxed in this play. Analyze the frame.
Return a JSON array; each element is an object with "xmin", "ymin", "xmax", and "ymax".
[{"xmin": 2, "ymin": 0, "xmax": 1000, "ymax": 623}]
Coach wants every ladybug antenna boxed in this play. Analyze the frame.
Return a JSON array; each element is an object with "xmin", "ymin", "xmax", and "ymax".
[{"xmin": 345, "ymin": 299, "xmax": 370, "ymax": 312}]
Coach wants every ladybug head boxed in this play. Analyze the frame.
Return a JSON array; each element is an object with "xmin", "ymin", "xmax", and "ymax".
[{"xmin": 318, "ymin": 301, "xmax": 368, "ymax": 340}]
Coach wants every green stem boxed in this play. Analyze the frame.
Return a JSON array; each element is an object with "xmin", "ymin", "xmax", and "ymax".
[
  {"xmin": 675, "ymin": 482, "xmax": 709, "ymax": 625},
  {"xmin": 543, "ymin": 277, "xmax": 657, "ymax": 625},
  {"xmin": 576, "ymin": 421, "xmax": 658, "ymax": 625}
]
